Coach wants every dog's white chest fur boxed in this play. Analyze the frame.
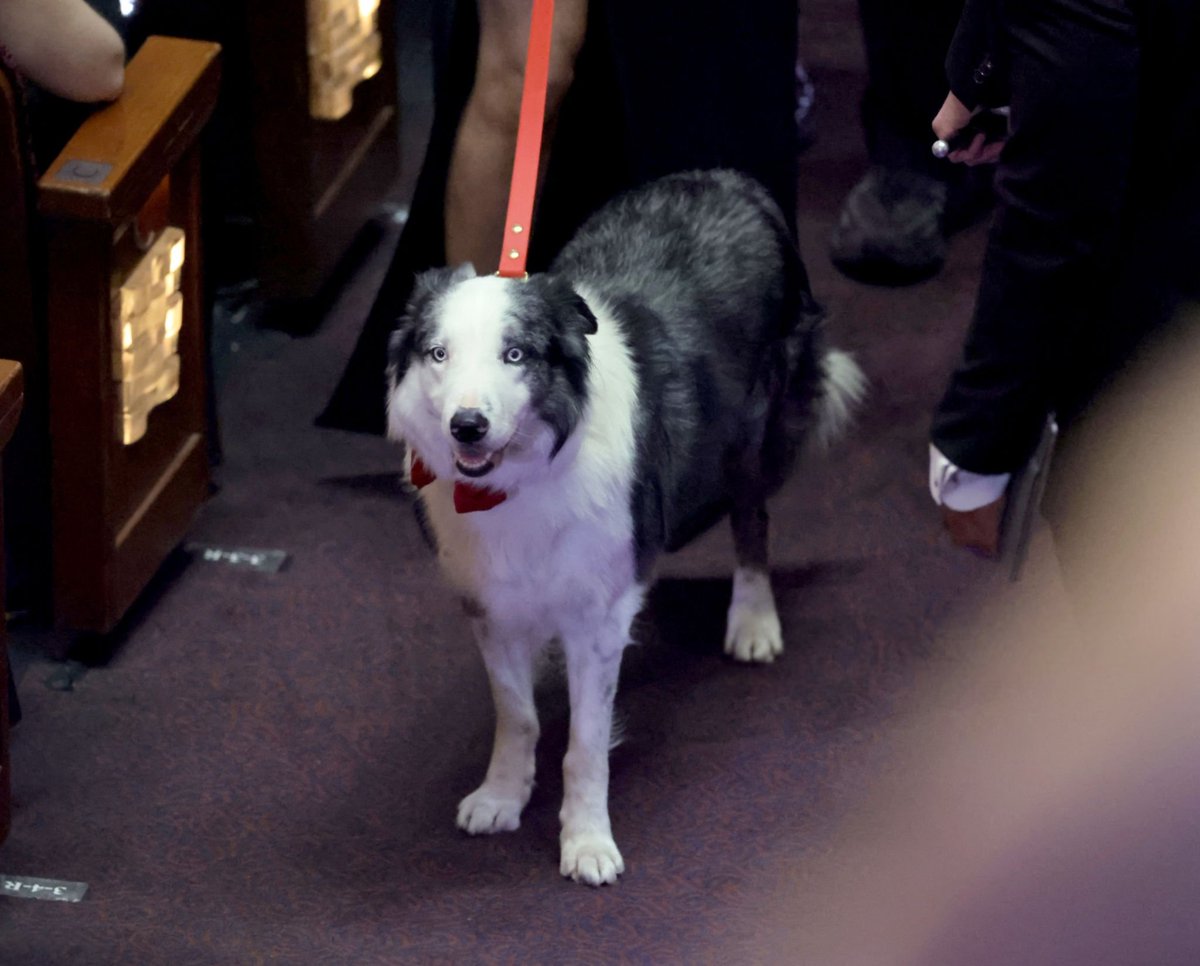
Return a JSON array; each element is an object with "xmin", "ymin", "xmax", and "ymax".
[
  {"xmin": 425, "ymin": 491, "xmax": 636, "ymax": 628},
  {"xmin": 416, "ymin": 294, "xmax": 641, "ymax": 629}
]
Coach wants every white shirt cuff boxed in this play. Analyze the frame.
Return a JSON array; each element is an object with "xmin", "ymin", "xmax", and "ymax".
[{"xmin": 929, "ymin": 445, "xmax": 1011, "ymax": 511}]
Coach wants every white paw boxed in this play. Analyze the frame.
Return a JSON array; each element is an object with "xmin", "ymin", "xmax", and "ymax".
[
  {"xmin": 560, "ymin": 832, "xmax": 625, "ymax": 886},
  {"xmin": 725, "ymin": 569, "xmax": 783, "ymax": 663},
  {"xmin": 725, "ymin": 609, "xmax": 783, "ymax": 663},
  {"xmin": 456, "ymin": 786, "xmax": 526, "ymax": 835}
]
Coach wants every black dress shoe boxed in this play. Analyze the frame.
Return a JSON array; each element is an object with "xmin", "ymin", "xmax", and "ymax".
[{"xmin": 830, "ymin": 167, "xmax": 948, "ymax": 285}]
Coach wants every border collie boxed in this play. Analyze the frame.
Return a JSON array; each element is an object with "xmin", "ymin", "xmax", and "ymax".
[{"xmin": 386, "ymin": 170, "xmax": 865, "ymax": 885}]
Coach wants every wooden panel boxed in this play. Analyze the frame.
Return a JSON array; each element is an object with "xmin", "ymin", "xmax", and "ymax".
[
  {"xmin": 38, "ymin": 37, "xmax": 221, "ymax": 224},
  {"xmin": 44, "ymin": 221, "xmax": 115, "ymax": 630},
  {"xmin": 0, "ymin": 361, "xmax": 22, "ymax": 446},
  {"xmin": 1, "ymin": 358, "xmax": 23, "ymax": 846},
  {"xmin": 109, "ymin": 152, "xmax": 207, "ymax": 534},
  {"xmin": 1, "ymin": 59, "xmax": 54, "ymax": 622},
  {"xmin": 0, "ymin": 65, "xmax": 36, "ymax": 366},
  {"xmin": 39, "ymin": 41, "xmax": 217, "ymax": 633},
  {"xmin": 107, "ymin": 146, "xmax": 210, "ymax": 627},
  {"xmin": 45, "ymin": 146, "xmax": 210, "ymax": 633},
  {"xmin": 246, "ymin": 0, "xmax": 399, "ymax": 302}
]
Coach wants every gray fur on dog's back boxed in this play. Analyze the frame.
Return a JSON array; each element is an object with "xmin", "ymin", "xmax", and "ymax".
[
  {"xmin": 552, "ymin": 169, "xmax": 811, "ymax": 342},
  {"xmin": 550, "ymin": 170, "xmax": 831, "ymax": 569}
]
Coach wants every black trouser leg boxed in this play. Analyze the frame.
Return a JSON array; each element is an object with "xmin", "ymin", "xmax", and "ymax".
[
  {"xmin": 932, "ymin": 0, "xmax": 1140, "ymax": 474},
  {"xmin": 857, "ymin": 0, "xmax": 965, "ymax": 178}
]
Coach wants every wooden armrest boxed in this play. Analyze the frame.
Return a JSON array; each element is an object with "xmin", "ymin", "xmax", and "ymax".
[
  {"xmin": 37, "ymin": 36, "xmax": 221, "ymax": 224},
  {"xmin": 0, "ymin": 360, "xmax": 23, "ymax": 450}
]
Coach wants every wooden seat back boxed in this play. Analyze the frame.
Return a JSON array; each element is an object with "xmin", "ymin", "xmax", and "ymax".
[
  {"xmin": 1, "ymin": 38, "xmax": 220, "ymax": 635},
  {"xmin": 1, "ymin": 359, "xmax": 24, "ymax": 846}
]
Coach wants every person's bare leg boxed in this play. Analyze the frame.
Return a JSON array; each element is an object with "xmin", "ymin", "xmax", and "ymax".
[{"xmin": 444, "ymin": 0, "xmax": 587, "ymax": 272}]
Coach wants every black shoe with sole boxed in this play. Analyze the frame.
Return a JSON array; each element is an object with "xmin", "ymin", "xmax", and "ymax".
[{"xmin": 830, "ymin": 167, "xmax": 949, "ymax": 285}]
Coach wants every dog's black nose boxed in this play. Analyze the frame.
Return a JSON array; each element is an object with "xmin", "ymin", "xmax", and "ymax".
[{"xmin": 450, "ymin": 408, "xmax": 490, "ymax": 443}]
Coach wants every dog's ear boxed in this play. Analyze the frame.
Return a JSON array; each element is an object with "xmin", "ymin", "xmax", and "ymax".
[
  {"xmin": 562, "ymin": 289, "xmax": 597, "ymax": 336},
  {"xmin": 528, "ymin": 274, "xmax": 597, "ymax": 337},
  {"xmin": 387, "ymin": 264, "xmax": 476, "ymax": 384},
  {"xmin": 529, "ymin": 276, "xmax": 594, "ymax": 395},
  {"xmin": 386, "ymin": 326, "xmax": 416, "ymax": 388},
  {"xmin": 408, "ymin": 262, "xmax": 475, "ymax": 312},
  {"xmin": 570, "ymin": 292, "xmax": 598, "ymax": 335},
  {"xmin": 525, "ymin": 275, "xmax": 595, "ymax": 457}
]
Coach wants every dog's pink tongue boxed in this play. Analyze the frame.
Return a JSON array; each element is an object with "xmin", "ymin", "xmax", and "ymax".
[{"xmin": 453, "ymin": 482, "xmax": 507, "ymax": 513}]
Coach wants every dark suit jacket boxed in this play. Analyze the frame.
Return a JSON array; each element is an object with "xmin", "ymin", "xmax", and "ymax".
[{"xmin": 945, "ymin": 0, "xmax": 1006, "ymax": 111}]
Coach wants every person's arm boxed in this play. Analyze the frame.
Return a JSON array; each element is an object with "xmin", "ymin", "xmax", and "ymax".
[
  {"xmin": 931, "ymin": 91, "xmax": 1006, "ymax": 166},
  {"xmin": 0, "ymin": 0, "xmax": 125, "ymax": 102},
  {"xmin": 945, "ymin": 0, "xmax": 1006, "ymax": 112},
  {"xmin": 933, "ymin": 0, "xmax": 1007, "ymax": 166},
  {"xmin": 930, "ymin": 0, "xmax": 1140, "ymax": 563}
]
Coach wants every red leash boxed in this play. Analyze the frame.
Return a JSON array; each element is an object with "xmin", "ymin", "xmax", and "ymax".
[
  {"xmin": 496, "ymin": 0, "xmax": 556, "ymax": 278},
  {"xmin": 409, "ymin": 0, "xmax": 556, "ymax": 511}
]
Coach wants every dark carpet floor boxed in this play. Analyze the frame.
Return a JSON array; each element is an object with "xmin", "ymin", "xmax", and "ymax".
[{"xmin": 1, "ymin": 5, "xmax": 1048, "ymax": 962}]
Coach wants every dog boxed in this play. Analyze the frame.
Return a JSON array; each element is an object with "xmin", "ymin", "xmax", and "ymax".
[{"xmin": 385, "ymin": 169, "xmax": 865, "ymax": 885}]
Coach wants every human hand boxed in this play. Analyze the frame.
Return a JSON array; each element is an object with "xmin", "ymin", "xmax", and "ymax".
[
  {"xmin": 932, "ymin": 92, "xmax": 1006, "ymax": 166},
  {"xmin": 0, "ymin": 0, "xmax": 125, "ymax": 102}
]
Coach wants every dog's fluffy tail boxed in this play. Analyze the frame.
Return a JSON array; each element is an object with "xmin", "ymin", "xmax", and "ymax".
[{"xmin": 814, "ymin": 348, "xmax": 867, "ymax": 448}]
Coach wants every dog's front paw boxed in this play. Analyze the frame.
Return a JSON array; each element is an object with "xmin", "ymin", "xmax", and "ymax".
[
  {"xmin": 560, "ymin": 832, "xmax": 625, "ymax": 886},
  {"xmin": 724, "ymin": 609, "xmax": 783, "ymax": 663},
  {"xmin": 725, "ymin": 568, "xmax": 784, "ymax": 663},
  {"xmin": 456, "ymin": 786, "xmax": 526, "ymax": 835}
]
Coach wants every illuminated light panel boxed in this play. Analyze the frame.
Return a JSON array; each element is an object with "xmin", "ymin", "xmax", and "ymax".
[
  {"xmin": 112, "ymin": 226, "xmax": 186, "ymax": 445},
  {"xmin": 307, "ymin": 0, "xmax": 384, "ymax": 120}
]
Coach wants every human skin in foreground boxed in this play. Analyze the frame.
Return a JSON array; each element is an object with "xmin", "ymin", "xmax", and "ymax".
[
  {"xmin": 0, "ymin": 0, "xmax": 125, "ymax": 102},
  {"xmin": 737, "ymin": 319, "xmax": 1200, "ymax": 964},
  {"xmin": 443, "ymin": 0, "xmax": 587, "ymax": 272}
]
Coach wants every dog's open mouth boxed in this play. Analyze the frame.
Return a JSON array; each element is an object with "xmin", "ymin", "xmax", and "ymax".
[{"xmin": 455, "ymin": 447, "xmax": 504, "ymax": 479}]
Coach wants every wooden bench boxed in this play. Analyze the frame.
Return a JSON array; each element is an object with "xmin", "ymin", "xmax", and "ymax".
[
  {"xmin": 1, "ymin": 37, "xmax": 221, "ymax": 637},
  {"xmin": 1, "ymin": 360, "xmax": 23, "ymax": 844},
  {"xmin": 247, "ymin": 0, "xmax": 400, "ymax": 315},
  {"xmin": 1, "ymin": 360, "xmax": 23, "ymax": 845}
]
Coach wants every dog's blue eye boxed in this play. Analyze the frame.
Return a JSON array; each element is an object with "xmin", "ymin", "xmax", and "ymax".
[
  {"xmin": 504, "ymin": 347, "xmax": 524, "ymax": 364},
  {"xmin": 428, "ymin": 345, "xmax": 448, "ymax": 363}
]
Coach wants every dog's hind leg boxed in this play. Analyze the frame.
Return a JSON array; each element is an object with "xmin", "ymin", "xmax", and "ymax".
[
  {"xmin": 456, "ymin": 614, "xmax": 540, "ymax": 835},
  {"xmin": 725, "ymin": 487, "xmax": 784, "ymax": 663}
]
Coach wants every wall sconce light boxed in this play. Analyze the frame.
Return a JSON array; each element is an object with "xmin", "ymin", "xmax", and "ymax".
[
  {"xmin": 113, "ymin": 225, "xmax": 185, "ymax": 446},
  {"xmin": 307, "ymin": 0, "xmax": 383, "ymax": 121}
]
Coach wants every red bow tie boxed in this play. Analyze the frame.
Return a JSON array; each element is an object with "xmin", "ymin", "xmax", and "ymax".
[{"xmin": 409, "ymin": 453, "xmax": 507, "ymax": 513}]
